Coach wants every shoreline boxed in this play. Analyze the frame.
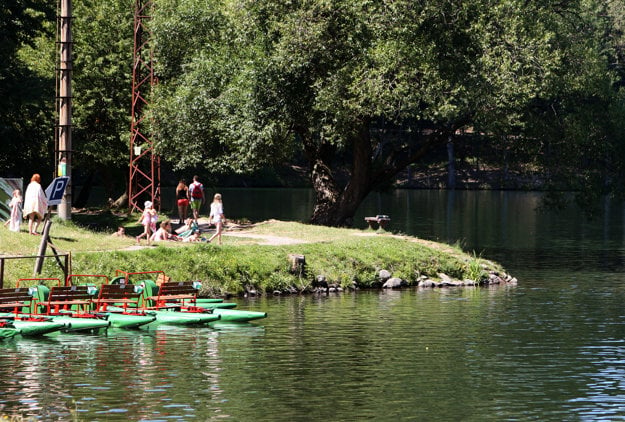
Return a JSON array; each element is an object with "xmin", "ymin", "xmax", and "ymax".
[{"xmin": 2, "ymin": 218, "xmax": 515, "ymax": 295}]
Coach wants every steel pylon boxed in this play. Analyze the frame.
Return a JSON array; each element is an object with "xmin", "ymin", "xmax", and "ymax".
[{"xmin": 128, "ymin": 0, "xmax": 160, "ymax": 213}]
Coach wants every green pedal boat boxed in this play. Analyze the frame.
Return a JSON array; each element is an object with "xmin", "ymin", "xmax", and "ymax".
[
  {"xmin": 146, "ymin": 309, "xmax": 220, "ymax": 325},
  {"xmin": 176, "ymin": 302, "xmax": 267, "ymax": 323},
  {"xmin": 0, "ymin": 315, "xmax": 66, "ymax": 336},
  {"xmin": 210, "ymin": 308, "xmax": 268, "ymax": 323},
  {"xmin": 112, "ymin": 271, "xmax": 267, "ymax": 325},
  {"xmin": 0, "ymin": 286, "xmax": 69, "ymax": 335},
  {"xmin": 101, "ymin": 311, "xmax": 156, "ymax": 329},
  {"xmin": 34, "ymin": 282, "xmax": 111, "ymax": 333},
  {"xmin": 106, "ymin": 306, "xmax": 220, "ymax": 325},
  {"xmin": 0, "ymin": 320, "xmax": 20, "ymax": 339},
  {"xmin": 91, "ymin": 283, "xmax": 157, "ymax": 329},
  {"xmin": 47, "ymin": 314, "xmax": 111, "ymax": 333},
  {"xmin": 167, "ymin": 301, "xmax": 238, "ymax": 309},
  {"xmin": 96, "ymin": 281, "xmax": 220, "ymax": 326}
]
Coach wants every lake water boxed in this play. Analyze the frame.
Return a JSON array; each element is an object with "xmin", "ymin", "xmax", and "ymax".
[{"xmin": 3, "ymin": 189, "xmax": 625, "ymax": 421}]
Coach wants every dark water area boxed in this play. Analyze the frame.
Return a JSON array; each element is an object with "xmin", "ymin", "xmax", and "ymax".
[{"xmin": 3, "ymin": 189, "xmax": 625, "ymax": 420}]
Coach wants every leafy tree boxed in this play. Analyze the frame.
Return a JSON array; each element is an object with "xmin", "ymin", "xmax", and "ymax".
[
  {"xmin": 0, "ymin": 0, "xmax": 134, "ymax": 202},
  {"xmin": 0, "ymin": 0, "xmax": 55, "ymax": 179},
  {"xmin": 151, "ymin": 0, "xmax": 624, "ymax": 225},
  {"xmin": 71, "ymin": 0, "xmax": 134, "ymax": 203},
  {"xmin": 515, "ymin": 0, "xmax": 625, "ymax": 213}
]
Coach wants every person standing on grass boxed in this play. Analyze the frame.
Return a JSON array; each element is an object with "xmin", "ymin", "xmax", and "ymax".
[
  {"xmin": 208, "ymin": 193, "xmax": 226, "ymax": 245},
  {"xmin": 188, "ymin": 175, "xmax": 205, "ymax": 226},
  {"xmin": 136, "ymin": 200, "xmax": 157, "ymax": 245},
  {"xmin": 175, "ymin": 179, "xmax": 189, "ymax": 224},
  {"xmin": 23, "ymin": 174, "xmax": 47, "ymax": 235},
  {"xmin": 3, "ymin": 189, "xmax": 22, "ymax": 232}
]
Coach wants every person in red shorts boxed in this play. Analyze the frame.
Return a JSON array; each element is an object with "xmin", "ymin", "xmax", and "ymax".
[{"xmin": 175, "ymin": 179, "xmax": 189, "ymax": 224}]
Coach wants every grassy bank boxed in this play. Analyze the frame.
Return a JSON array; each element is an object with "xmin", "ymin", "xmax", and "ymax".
[{"xmin": 0, "ymin": 214, "xmax": 506, "ymax": 295}]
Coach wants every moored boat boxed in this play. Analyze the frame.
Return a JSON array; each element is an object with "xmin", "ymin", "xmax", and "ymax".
[
  {"xmin": 48, "ymin": 314, "xmax": 110, "ymax": 332},
  {"xmin": 17, "ymin": 279, "xmax": 110, "ymax": 333},
  {"xmin": 91, "ymin": 282, "xmax": 156, "ymax": 329},
  {"xmin": 105, "ymin": 305, "xmax": 219, "ymax": 325},
  {"xmin": 100, "ymin": 276, "xmax": 221, "ymax": 326},
  {"xmin": 167, "ymin": 301, "xmax": 238, "ymax": 309},
  {"xmin": 0, "ymin": 320, "xmax": 20, "ymax": 339},
  {"xmin": 0, "ymin": 315, "xmax": 66, "ymax": 336},
  {"xmin": 146, "ymin": 309, "xmax": 220, "ymax": 325},
  {"xmin": 119, "ymin": 270, "xmax": 268, "ymax": 324},
  {"xmin": 0, "ymin": 285, "xmax": 68, "ymax": 336},
  {"xmin": 174, "ymin": 301, "xmax": 267, "ymax": 323},
  {"xmin": 104, "ymin": 312, "xmax": 157, "ymax": 329},
  {"xmin": 210, "ymin": 308, "xmax": 268, "ymax": 323}
]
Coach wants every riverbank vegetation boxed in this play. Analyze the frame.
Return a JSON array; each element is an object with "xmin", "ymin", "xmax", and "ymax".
[{"xmin": 0, "ymin": 216, "xmax": 506, "ymax": 296}]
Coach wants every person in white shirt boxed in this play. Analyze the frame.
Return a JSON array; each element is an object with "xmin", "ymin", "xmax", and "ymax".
[{"xmin": 208, "ymin": 193, "xmax": 226, "ymax": 245}]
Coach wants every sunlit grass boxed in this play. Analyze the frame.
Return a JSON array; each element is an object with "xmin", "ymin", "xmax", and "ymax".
[{"xmin": 0, "ymin": 215, "xmax": 505, "ymax": 293}]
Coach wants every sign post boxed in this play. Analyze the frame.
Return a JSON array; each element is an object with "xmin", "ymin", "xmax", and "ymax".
[
  {"xmin": 34, "ymin": 177, "xmax": 71, "ymax": 276},
  {"xmin": 45, "ymin": 176, "xmax": 70, "ymax": 206}
]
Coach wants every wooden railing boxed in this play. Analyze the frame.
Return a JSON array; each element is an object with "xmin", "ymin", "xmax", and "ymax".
[{"xmin": 0, "ymin": 254, "xmax": 70, "ymax": 289}]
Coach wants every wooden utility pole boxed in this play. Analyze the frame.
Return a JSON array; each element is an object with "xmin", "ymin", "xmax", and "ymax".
[{"xmin": 57, "ymin": 0, "xmax": 73, "ymax": 220}]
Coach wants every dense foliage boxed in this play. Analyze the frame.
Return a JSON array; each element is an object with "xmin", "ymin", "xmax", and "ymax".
[
  {"xmin": 149, "ymin": 0, "xmax": 625, "ymax": 224},
  {"xmin": 0, "ymin": 0, "xmax": 55, "ymax": 177},
  {"xmin": 0, "ymin": 0, "xmax": 624, "ymax": 224},
  {"xmin": 71, "ymin": 0, "xmax": 134, "ymax": 200},
  {"xmin": 0, "ymin": 0, "xmax": 132, "ymax": 199}
]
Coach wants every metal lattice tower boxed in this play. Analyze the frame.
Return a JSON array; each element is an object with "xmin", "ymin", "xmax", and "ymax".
[{"xmin": 128, "ymin": 0, "xmax": 160, "ymax": 213}]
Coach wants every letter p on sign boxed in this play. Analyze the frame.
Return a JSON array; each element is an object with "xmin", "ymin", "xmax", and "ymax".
[{"xmin": 45, "ymin": 177, "xmax": 70, "ymax": 206}]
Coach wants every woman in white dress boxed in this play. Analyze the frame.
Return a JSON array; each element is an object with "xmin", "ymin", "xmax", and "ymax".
[
  {"xmin": 23, "ymin": 174, "xmax": 47, "ymax": 235},
  {"xmin": 3, "ymin": 189, "xmax": 22, "ymax": 232},
  {"xmin": 208, "ymin": 193, "xmax": 226, "ymax": 245}
]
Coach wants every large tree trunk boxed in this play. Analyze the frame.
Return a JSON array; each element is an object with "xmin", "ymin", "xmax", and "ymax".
[
  {"xmin": 110, "ymin": 191, "xmax": 128, "ymax": 209},
  {"xmin": 307, "ymin": 125, "xmax": 374, "ymax": 227},
  {"xmin": 305, "ymin": 124, "xmax": 450, "ymax": 227},
  {"xmin": 305, "ymin": 139, "xmax": 342, "ymax": 226},
  {"xmin": 447, "ymin": 135, "xmax": 456, "ymax": 189}
]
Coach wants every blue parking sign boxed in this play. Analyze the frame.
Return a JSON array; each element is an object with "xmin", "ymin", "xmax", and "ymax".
[{"xmin": 45, "ymin": 177, "xmax": 70, "ymax": 206}]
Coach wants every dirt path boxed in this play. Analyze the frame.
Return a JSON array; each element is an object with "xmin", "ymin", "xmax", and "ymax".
[
  {"xmin": 222, "ymin": 221, "xmax": 466, "ymax": 260},
  {"xmin": 125, "ymin": 218, "xmax": 470, "ymax": 262},
  {"xmin": 223, "ymin": 231, "xmax": 309, "ymax": 245}
]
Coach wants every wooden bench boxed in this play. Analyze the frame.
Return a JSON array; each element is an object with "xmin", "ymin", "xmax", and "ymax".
[
  {"xmin": 45, "ymin": 285, "xmax": 94, "ymax": 314},
  {"xmin": 0, "ymin": 288, "xmax": 36, "ymax": 315},
  {"xmin": 365, "ymin": 215, "xmax": 391, "ymax": 230},
  {"xmin": 145, "ymin": 281, "xmax": 198, "ymax": 309},
  {"xmin": 94, "ymin": 284, "xmax": 141, "ymax": 312}
]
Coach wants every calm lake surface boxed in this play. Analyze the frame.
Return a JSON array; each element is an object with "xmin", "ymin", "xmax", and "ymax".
[{"xmin": 3, "ymin": 189, "xmax": 625, "ymax": 421}]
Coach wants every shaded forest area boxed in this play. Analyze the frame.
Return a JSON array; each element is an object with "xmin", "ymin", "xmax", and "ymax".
[{"xmin": 2, "ymin": 0, "xmax": 625, "ymax": 224}]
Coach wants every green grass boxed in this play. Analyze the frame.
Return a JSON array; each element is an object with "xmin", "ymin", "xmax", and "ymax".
[{"xmin": 0, "ymin": 214, "xmax": 505, "ymax": 295}]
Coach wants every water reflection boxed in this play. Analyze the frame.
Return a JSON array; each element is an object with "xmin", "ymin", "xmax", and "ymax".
[
  {"xmin": 2, "ymin": 284, "xmax": 625, "ymax": 421},
  {"xmin": 0, "ymin": 326, "xmax": 232, "ymax": 420},
  {"xmin": 571, "ymin": 341, "xmax": 625, "ymax": 420},
  {"xmin": 5, "ymin": 190, "xmax": 625, "ymax": 420}
]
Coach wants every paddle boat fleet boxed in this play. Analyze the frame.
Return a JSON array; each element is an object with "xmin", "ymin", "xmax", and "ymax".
[{"xmin": 0, "ymin": 270, "xmax": 267, "ymax": 339}]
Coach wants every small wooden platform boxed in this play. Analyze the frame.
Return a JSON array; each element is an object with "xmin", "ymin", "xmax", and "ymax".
[{"xmin": 365, "ymin": 215, "xmax": 391, "ymax": 230}]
